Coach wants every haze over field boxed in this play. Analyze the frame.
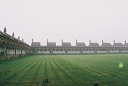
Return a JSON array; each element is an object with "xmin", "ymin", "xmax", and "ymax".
[{"xmin": 0, "ymin": 0, "xmax": 128, "ymax": 46}]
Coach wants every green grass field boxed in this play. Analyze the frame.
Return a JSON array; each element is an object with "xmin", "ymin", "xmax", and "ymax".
[{"xmin": 0, "ymin": 54, "xmax": 128, "ymax": 86}]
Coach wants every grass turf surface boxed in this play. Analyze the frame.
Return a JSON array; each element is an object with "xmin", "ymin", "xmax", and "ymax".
[{"xmin": 0, "ymin": 54, "xmax": 128, "ymax": 86}]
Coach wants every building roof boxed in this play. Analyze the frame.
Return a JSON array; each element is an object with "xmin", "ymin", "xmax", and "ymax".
[
  {"xmin": 0, "ymin": 30, "xmax": 29, "ymax": 46},
  {"xmin": 89, "ymin": 43, "xmax": 99, "ymax": 46},
  {"xmin": 76, "ymin": 42, "xmax": 85, "ymax": 46},
  {"xmin": 113, "ymin": 43, "xmax": 123, "ymax": 46},
  {"xmin": 62, "ymin": 42, "xmax": 71, "ymax": 46},
  {"xmin": 31, "ymin": 42, "xmax": 40, "ymax": 46},
  {"xmin": 47, "ymin": 42, "xmax": 56, "ymax": 46},
  {"xmin": 101, "ymin": 43, "xmax": 112, "ymax": 47},
  {"xmin": 124, "ymin": 43, "xmax": 128, "ymax": 46}
]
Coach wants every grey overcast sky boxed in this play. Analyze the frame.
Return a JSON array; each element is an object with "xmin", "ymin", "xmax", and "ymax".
[{"xmin": 0, "ymin": 0, "xmax": 128, "ymax": 46}]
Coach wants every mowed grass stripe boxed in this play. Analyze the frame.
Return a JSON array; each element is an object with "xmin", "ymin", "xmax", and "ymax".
[
  {"xmin": 54, "ymin": 55, "xmax": 112, "ymax": 85},
  {"xmin": 52, "ymin": 55, "xmax": 115, "ymax": 85},
  {"xmin": 0, "ymin": 56, "xmax": 36, "ymax": 82},
  {"xmin": 82, "ymin": 55, "xmax": 127, "ymax": 76},
  {"xmin": 62, "ymin": 55, "xmax": 115, "ymax": 83},
  {"xmin": 0, "ymin": 56, "xmax": 32, "ymax": 71},
  {"xmin": 61, "ymin": 56, "xmax": 113, "ymax": 77},
  {"xmin": 57, "ymin": 54, "xmax": 126, "ymax": 85},
  {"xmin": 11, "ymin": 56, "xmax": 37, "ymax": 73},
  {"xmin": 53, "ymin": 56, "xmax": 97, "ymax": 85},
  {"xmin": 30, "ymin": 56, "xmax": 45, "ymax": 86},
  {"xmin": 1, "ymin": 54, "xmax": 128, "ymax": 86},
  {"xmin": 49, "ymin": 56, "xmax": 63, "ymax": 86},
  {"xmin": 44, "ymin": 55, "xmax": 48, "ymax": 79},
  {"xmin": 17, "ymin": 56, "xmax": 43, "ymax": 85},
  {"xmin": 52, "ymin": 57, "xmax": 77, "ymax": 85},
  {"xmin": 53, "ymin": 56, "xmax": 89, "ymax": 85},
  {"xmin": 0, "ymin": 56, "xmax": 37, "ymax": 76},
  {"xmin": 59, "ymin": 55, "xmax": 123, "ymax": 76}
]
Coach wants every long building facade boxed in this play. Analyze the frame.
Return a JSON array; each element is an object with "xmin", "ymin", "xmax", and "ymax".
[
  {"xmin": 1, "ymin": 27, "xmax": 128, "ymax": 59},
  {"xmin": 0, "ymin": 27, "xmax": 31, "ymax": 60},
  {"xmin": 32, "ymin": 39, "xmax": 128, "ymax": 54}
]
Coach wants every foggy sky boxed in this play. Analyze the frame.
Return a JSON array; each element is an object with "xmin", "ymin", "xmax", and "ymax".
[{"xmin": 0, "ymin": 0, "xmax": 128, "ymax": 46}]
